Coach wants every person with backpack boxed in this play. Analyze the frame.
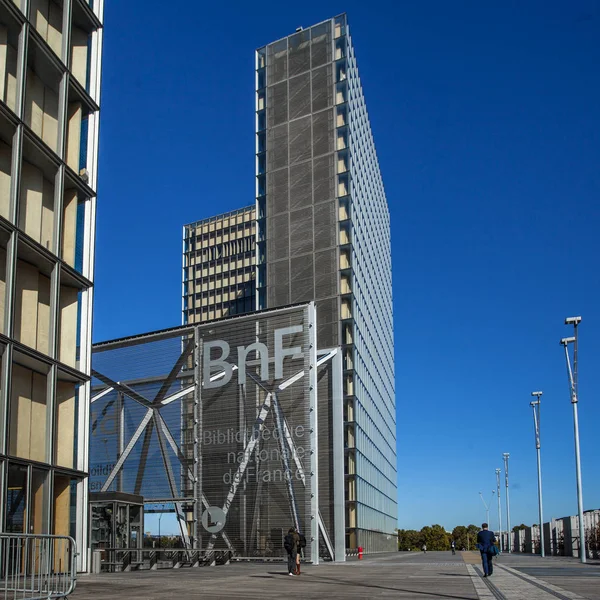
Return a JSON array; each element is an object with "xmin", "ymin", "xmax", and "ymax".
[
  {"xmin": 476, "ymin": 523, "xmax": 497, "ymax": 577},
  {"xmin": 283, "ymin": 527, "xmax": 298, "ymax": 576}
]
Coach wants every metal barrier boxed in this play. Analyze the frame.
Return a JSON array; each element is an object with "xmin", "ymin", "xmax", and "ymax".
[{"xmin": 0, "ymin": 534, "xmax": 77, "ymax": 600}]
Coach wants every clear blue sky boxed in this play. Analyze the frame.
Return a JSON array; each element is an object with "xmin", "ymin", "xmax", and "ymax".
[{"xmin": 94, "ymin": 0, "xmax": 600, "ymax": 533}]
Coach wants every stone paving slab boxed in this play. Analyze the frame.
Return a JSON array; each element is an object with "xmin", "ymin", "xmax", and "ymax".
[
  {"xmin": 71, "ymin": 552, "xmax": 477, "ymax": 600},
  {"xmin": 68, "ymin": 551, "xmax": 600, "ymax": 600},
  {"xmin": 494, "ymin": 554, "xmax": 600, "ymax": 600}
]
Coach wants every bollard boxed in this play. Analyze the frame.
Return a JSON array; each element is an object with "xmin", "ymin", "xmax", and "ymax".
[
  {"xmin": 358, "ymin": 546, "xmax": 363, "ymax": 560},
  {"xmin": 92, "ymin": 550, "xmax": 102, "ymax": 573}
]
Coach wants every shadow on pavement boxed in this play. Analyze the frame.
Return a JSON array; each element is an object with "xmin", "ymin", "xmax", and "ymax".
[{"xmin": 303, "ymin": 574, "xmax": 477, "ymax": 600}]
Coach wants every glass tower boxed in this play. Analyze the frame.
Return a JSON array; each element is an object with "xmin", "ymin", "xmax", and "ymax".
[
  {"xmin": 256, "ymin": 14, "xmax": 397, "ymax": 551},
  {"xmin": 0, "ymin": 0, "xmax": 103, "ymax": 571}
]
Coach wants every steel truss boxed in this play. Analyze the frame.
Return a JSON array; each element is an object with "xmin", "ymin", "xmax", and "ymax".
[{"xmin": 91, "ymin": 332, "xmax": 342, "ymax": 561}]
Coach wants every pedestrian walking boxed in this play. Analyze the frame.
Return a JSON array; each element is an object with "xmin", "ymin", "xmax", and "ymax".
[
  {"xmin": 284, "ymin": 528, "xmax": 298, "ymax": 576},
  {"xmin": 422, "ymin": 543, "xmax": 427, "ymax": 554},
  {"xmin": 477, "ymin": 523, "xmax": 497, "ymax": 577},
  {"xmin": 451, "ymin": 540, "xmax": 456, "ymax": 555}
]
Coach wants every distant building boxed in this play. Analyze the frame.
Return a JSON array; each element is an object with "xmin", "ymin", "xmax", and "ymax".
[
  {"xmin": 182, "ymin": 206, "xmax": 256, "ymax": 324},
  {"xmin": 0, "ymin": 0, "xmax": 104, "ymax": 572}
]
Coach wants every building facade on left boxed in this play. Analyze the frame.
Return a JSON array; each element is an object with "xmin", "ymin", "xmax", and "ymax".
[{"xmin": 0, "ymin": 0, "xmax": 103, "ymax": 572}]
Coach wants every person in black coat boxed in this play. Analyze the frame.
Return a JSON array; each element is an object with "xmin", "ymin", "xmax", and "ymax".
[
  {"xmin": 476, "ymin": 523, "xmax": 496, "ymax": 577},
  {"xmin": 283, "ymin": 528, "xmax": 298, "ymax": 576}
]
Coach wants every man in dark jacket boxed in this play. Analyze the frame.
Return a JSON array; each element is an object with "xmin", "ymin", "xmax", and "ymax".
[
  {"xmin": 283, "ymin": 528, "xmax": 298, "ymax": 576},
  {"xmin": 477, "ymin": 523, "xmax": 496, "ymax": 577}
]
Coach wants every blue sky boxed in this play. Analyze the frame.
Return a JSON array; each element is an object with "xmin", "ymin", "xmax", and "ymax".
[{"xmin": 94, "ymin": 0, "xmax": 600, "ymax": 533}]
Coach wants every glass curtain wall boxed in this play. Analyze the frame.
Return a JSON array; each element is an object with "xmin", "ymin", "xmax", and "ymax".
[{"xmin": 0, "ymin": 0, "xmax": 103, "ymax": 571}]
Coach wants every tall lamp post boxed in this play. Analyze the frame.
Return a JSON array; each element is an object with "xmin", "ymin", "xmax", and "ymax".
[
  {"xmin": 530, "ymin": 391, "xmax": 545, "ymax": 557},
  {"xmin": 561, "ymin": 315, "xmax": 586, "ymax": 564},
  {"xmin": 479, "ymin": 490, "xmax": 495, "ymax": 526},
  {"xmin": 503, "ymin": 453, "xmax": 511, "ymax": 552},
  {"xmin": 495, "ymin": 468, "xmax": 503, "ymax": 552}
]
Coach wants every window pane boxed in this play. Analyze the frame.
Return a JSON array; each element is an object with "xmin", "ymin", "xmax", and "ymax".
[
  {"xmin": 9, "ymin": 362, "xmax": 48, "ymax": 462},
  {"xmin": 55, "ymin": 377, "xmax": 79, "ymax": 469},
  {"xmin": 31, "ymin": 468, "xmax": 49, "ymax": 533},
  {"xmin": 6, "ymin": 464, "xmax": 28, "ymax": 532},
  {"xmin": 53, "ymin": 474, "xmax": 77, "ymax": 538}
]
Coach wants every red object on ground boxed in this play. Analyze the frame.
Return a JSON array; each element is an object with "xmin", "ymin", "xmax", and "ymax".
[{"xmin": 358, "ymin": 546, "xmax": 363, "ymax": 560}]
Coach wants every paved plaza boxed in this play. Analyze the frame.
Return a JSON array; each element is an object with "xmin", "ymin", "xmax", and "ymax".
[{"xmin": 71, "ymin": 551, "xmax": 600, "ymax": 600}]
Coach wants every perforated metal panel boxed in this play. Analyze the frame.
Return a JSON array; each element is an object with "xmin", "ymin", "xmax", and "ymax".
[
  {"xmin": 314, "ymin": 249, "xmax": 337, "ymax": 298},
  {"xmin": 267, "ymin": 260, "xmax": 290, "ymax": 307},
  {"xmin": 91, "ymin": 306, "xmax": 328, "ymax": 559},
  {"xmin": 268, "ymin": 81, "xmax": 288, "ymax": 127},
  {"xmin": 312, "ymin": 66, "xmax": 333, "ymax": 112},
  {"xmin": 289, "ymin": 116, "xmax": 312, "ymax": 165},
  {"xmin": 267, "ymin": 39, "xmax": 288, "ymax": 85},
  {"xmin": 290, "ymin": 254, "xmax": 315, "ymax": 302},
  {"xmin": 288, "ymin": 30, "xmax": 311, "ymax": 76},
  {"xmin": 313, "ymin": 201, "xmax": 337, "ymax": 250},
  {"xmin": 289, "ymin": 207, "xmax": 313, "ymax": 257},
  {"xmin": 310, "ymin": 23, "xmax": 332, "ymax": 68},
  {"xmin": 312, "ymin": 109, "xmax": 334, "ymax": 157},
  {"xmin": 267, "ymin": 125, "xmax": 288, "ymax": 171},
  {"xmin": 289, "ymin": 72, "xmax": 311, "ymax": 120},
  {"xmin": 313, "ymin": 155, "xmax": 335, "ymax": 204},
  {"xmin": 289, "ymin": 162, "xmax": 312, "ymax": 210},
  {"xmin": 267, "ymin": 169, "xmax": 289, "ymax": 215},
  {"xmin": 268, "ymin": 213, "xmax": 290, "ymax": 261}
]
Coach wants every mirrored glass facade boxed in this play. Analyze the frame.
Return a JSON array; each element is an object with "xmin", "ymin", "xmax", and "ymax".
[{"xmin": 0, "ymin": 0, "xmax": 103, "ymax": 572}]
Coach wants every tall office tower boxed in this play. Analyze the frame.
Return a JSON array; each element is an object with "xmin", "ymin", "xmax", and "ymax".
[
  {"xmin": 182, "ymin": 206, "xmax": 256, "ymax": 324},
  {"xmin": 255, "ymin": 14, "xmax": 397, "ymax": 551},
  {"xmin": 0, "ymin": 0, "xmax": 103, "ymax": 571}
]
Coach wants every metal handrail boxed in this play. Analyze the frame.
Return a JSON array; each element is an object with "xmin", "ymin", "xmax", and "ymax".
[{"xmin": 0, "ymin": 533, "xmax": 77, "ymax": 600}]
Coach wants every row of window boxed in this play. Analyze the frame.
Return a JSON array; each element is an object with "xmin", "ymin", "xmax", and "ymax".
[
  {"xmin": 1, "ymin": 459, "xmax": 79, "ymax": 536},
  {"xmin": 8, "ymin": 0, "xmax": 100, "ymax": 93},
  {"xmin": 185, "ymin": 294, "xmax": 256, "ymax": 323},
  {"xmin": 1, "ymin": 345, "xmax": 84, "ymax": 471},
  {"xmin": 184, "ymin": 209, "xmax": 255, "ymax": 236}
]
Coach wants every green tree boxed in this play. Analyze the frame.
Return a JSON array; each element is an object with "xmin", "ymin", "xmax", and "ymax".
[
  {"xmin": 451, "ymin": 525, "xmax": 468, "ymax": 550},
  {"xmin": 397, "ymin": 529, "xmax": 420, "ymax": 551},
  {"xmin": 420, "ymin": 524, "xmax": 450, "ymax": 550}
]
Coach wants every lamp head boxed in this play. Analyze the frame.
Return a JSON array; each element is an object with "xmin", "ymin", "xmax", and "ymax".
[
  {"xmin": 560, "ymin": 337, "xmax": 575, "ymax": 346},
  {"xmin": 531, "ymin": 391, "xmax": 543, "ymax": 398},
  {"xmin": 503, "ymin": 452, "xmax": 510, "ymax": 459},
  {"xmin": 565, "ymin": 316, "xmax": 582, "ymax": 325}
]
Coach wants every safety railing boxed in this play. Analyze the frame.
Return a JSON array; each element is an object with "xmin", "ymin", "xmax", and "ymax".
[{"xmin": 0, "ymin": 534, "xmax": 77, "ymax": 600}]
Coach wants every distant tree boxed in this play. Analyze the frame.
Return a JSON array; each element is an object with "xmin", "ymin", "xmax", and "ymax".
[
  {"xmin": 420, "ymin": 524, "xmax": 450, "ymax": 551},
  {"xmin": 512, "ymin": 524, "xmax": 527, "ymax": 533},
  {"xmin": 466, "ymin": 524, "xmax": 479, "ymax": 551},
  {"xmin": 451, "ymin": 526, "xmax": 468, "ymax": 550},
  {"xmin": 397, "ymin": 529, "xmax": 421, "ymax": 551}
]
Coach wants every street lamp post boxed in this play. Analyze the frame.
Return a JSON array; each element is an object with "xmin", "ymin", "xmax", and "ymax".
[
  {"xmin": 530, "ymin": 391, "xmax": 545, "ymax": 558},
  {"xmin": 561, "ymin": 315, "xmax": 586, "ymax": 564},
  {"xmin": 495, "ymin": 468, "xmax": 503, "ymax": 552},
  {"xmin": 503, "ymin": 453, "xmax": 511, "ymax": 552}
]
